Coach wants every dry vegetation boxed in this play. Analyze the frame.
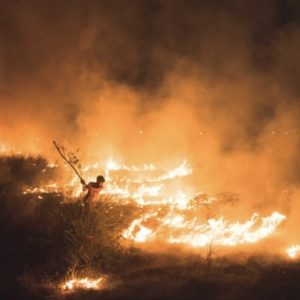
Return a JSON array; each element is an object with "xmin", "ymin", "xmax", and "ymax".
[{"xmin": 1, "ymin": 155, "xmax": 300, "ymax": 300}]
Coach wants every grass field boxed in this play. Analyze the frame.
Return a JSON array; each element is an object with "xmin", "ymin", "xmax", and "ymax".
[{"xmin": 1, "ymin": 155, "xmax": 299, "ymax": 300}]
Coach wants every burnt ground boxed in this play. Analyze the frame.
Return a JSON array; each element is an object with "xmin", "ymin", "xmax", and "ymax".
[
  {"xmin": 5, "ymin": 252, "xmax": 300, "ymax": 300},
  {"xmin": 1, "ymin": 155, "xmax": 300, "ymax": 300},
  {"xmin": 58, "ymin": 255, "xmax": 300, "ymax": 300}
]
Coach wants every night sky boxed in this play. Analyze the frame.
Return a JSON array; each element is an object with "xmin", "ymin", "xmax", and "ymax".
[{"xmin": 0, "ymin": 1, "xmax": 299, "ymax": 90}]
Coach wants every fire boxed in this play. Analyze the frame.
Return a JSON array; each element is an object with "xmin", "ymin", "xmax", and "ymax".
[
  {"xmin": 167, "ymin": 211, "xmax": 286, "ymax": 247},
  {"xmin": 21, "ymin": 156, "xmax": 288, "ymax": 251},
  {"xmin": 0, "ymin": 143, "xmax": 8, "ymax": 153},
  {"xmin": 67, "ymin": 158, "xmax": 193, "ymax": 198},
  {"xmin": 286, "ymin": 245, "xmax": 300, "ymax": 259},
  {"xmin": 106, "ymin": 157, "xmax": 120, "ymax": 171},
  {"xmin": 160, "ymin": 160, "xmax": 192, "ymax": 180},
  {"xmin": 60, "ymin": 277, "xmax": 103, "ymax": 291},
  {"xmin": 123, "ymin": 211, "xmax": 286, "ymax": 247},
  {"xmin": 123, "ymin": 211, "xmax": 158, "ymax": 242},
  {"xmin": 23, "ymin": 183, "xmax": 60, "ymax": 195},
  {"xmin": 0, "ymin": 143, "xmax": 21, "ymax": 154}
]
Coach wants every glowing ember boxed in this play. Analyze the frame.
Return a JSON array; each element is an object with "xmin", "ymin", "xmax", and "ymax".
[
  {"xmin": 23, "ymin": 183, "xmax": 60, "ymax": 195},
  {"xmin": 60, "ymin": 277, "xmax": 103, "ymax": 291},
  {"xmin": 286, "ymin": 245, "xmax": 300, "ymax": 259}
]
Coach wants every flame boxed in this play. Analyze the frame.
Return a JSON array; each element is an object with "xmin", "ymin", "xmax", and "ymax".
[
  {"xmin": 123, "ymin": 211, "xmax": 158, "ymax": 242},
  {"xmin": 23, "ymin": 183, "xmax": 60, "ymax": 195},
  {"xmin": 60, "ymin": 277, "xmax": 103, "ymax": 291},
  {"xmin": 21, "ymin": 156, "xmax": 287, "ymax": 250},
  {"xmin": 0, "ymin": 143, "xmax": 9, "ymax": 153},
  {"xmin": 106, "ymin": 158, "xmax": 120, "ymax": 171},
  {"xmin": 123, "ymin": 211, "xmax": 286, "ymax": 247},
  {"xmin": 286, "ymin": 245, "xmax": 300, "ymax": 259},
  {"xmin": 159, "ymin": 160, "xmax": 192, "ymax": 180},
  {"xmin": 66, "ymin": 159, "xmax": 193, "ymax": 198},
  {"xmin": 0, "ymin": 143, "xmax": 20, "ymax": 154}
]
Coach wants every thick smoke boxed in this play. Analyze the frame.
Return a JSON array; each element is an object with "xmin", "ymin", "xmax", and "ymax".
[{"xmin": 1, "ymin": 0, "xmax": 300, "ymax": 230}]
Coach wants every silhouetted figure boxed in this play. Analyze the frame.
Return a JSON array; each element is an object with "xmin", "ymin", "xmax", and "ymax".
[{"xmin": 81, "ymin": 175, "xmax": 105, "ymax": 207}]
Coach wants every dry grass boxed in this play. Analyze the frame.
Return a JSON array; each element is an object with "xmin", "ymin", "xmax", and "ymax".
[{"xmin": 1, "ymin": 155, "xmax": 300, "ymax": 300}]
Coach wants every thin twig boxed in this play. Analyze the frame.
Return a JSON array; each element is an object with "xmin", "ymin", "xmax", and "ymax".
[{"xmin": 53, "ymin": 140, "xmax": 84, "ymax": 182}]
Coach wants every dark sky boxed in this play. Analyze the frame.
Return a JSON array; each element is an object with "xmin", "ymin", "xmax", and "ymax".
[{"xmin": 0, "ymin": 0, "xmax": 299, "ymax": 92}]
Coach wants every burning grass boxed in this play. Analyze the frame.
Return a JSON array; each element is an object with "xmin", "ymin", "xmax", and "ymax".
[
  {"xmin": 16, "ymin": 153, "xmax": 289, "ymax": 251},
  {"xmin": 1, "ymin": 155, "xmax": 300, "ymax": 300}
]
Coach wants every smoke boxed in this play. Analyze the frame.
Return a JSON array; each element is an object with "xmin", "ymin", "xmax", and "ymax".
[{"xmin": 1, "ymin": 0, "xmax": 300, "ymax": 225}]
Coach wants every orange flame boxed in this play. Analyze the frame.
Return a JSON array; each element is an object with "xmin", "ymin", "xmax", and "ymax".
[
  {"xmin": 286, "ymin": 245, "xmax": 300, "ymax": 259},
  {"xmin": 21, "ymin": 156, "xmax": 287, "ymax": 250},
  {"xmin": 60, "ymin": 277, "xmax": 103, "ymax": 291},
  {"xmin": 123, "ymin": 211, "xmax": 286, "ymax": 247}
]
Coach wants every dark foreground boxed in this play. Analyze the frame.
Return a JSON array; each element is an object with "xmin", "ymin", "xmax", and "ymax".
[
  {"xmin": 4, "ymin": 252, "xmax": 300, "ymax": 300},
  {"xmin": 0, "ymin": 156, "xmax": 299, "ymax": 300},
  {"xmin": 59, "ymin": 256, "xmax": 300, "ymax": 300}
]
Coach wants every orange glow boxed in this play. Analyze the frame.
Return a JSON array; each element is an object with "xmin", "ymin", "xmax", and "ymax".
[
  {"xmin": 123, "ymin": 211, "xmax": 286, "ymax": 247},
  {"xmin": 60, "ymin": 277, "xmax": 103, "ymax": 291},
  {"xmin": 286, "ymin": 245, "xmax": 300, "ymax": 259},
  {"xmin": 20, "ymin": 156, "xmax": 287, "ymax": 250}
]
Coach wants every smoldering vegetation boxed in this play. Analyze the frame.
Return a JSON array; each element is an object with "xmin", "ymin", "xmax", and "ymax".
[{"xmin": 1, "ymin": 155, "xmax": 300, "ymax": 300}]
